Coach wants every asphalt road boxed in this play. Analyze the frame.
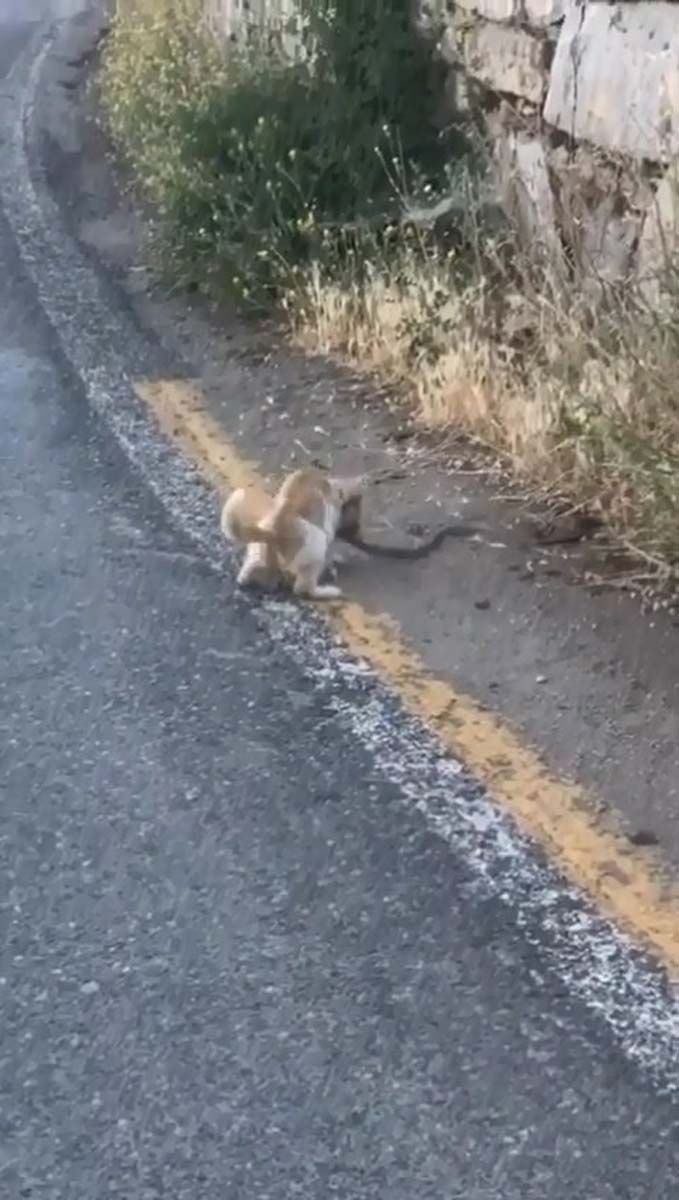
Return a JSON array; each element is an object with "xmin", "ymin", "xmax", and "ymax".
[{"xmin": 2, "ymin": 4, "xmax": 679, "ymax": 1198}]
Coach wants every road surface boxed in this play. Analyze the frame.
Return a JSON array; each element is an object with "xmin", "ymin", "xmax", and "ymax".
[{"xmin": 2, "ymin": 3, "xmax": 679, "ymax": 1198}]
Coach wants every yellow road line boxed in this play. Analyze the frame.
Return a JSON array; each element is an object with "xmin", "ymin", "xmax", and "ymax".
[{"xmin": 136, "ymin": 376, "xmax": 679, "ymax": 976}]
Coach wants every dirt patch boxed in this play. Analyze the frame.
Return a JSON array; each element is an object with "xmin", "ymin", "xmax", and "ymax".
[{"xmin": 40, "ymin": 51, "xmax": 679, "ymax": 871}]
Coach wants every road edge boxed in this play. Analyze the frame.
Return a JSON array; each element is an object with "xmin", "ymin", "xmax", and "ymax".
[{"xmin": 3, "ymin": 3, "xmax": 679, "ymax": 1086}]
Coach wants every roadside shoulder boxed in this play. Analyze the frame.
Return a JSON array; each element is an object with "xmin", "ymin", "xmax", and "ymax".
[{"xmin": 52, "ymin": 56, "xmax": 679, "ymax": 873}]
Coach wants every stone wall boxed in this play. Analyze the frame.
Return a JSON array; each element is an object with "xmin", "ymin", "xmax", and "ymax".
[
  {"xmin": 207, "ymin": 0, "xmax": 679, "ymax": 291},
  {"xmin": 428, "ymin": 0, "xmax": 679, "ymax": 291}
]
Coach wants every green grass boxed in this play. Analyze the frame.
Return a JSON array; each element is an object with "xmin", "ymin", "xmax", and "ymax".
[
  {"xmin": 100, "ymin": 0, "xmax": 679, "ymax": 579},
  {"xmin": 100, "ymin": 0, "xmax": 466, "ymax": 304}
]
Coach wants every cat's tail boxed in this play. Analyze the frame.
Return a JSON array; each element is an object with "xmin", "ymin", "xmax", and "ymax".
[{"xmin": 220, "ymin": 489, "xmax": 279, "ymax": 546}]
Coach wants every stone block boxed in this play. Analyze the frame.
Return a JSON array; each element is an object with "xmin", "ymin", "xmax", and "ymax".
[
  {"xmin": 495, "ymin": 133, "xmax": 563, "ymax": 262},
  {"xmin": 455, "ymin": 0, "xmax": 522, "ymax": 22},
  {"xmin": 456, "ymin": 0, "xmax": 571, "ymax": 24},
  {"xmin": 579, "ymin": 200, "xmax": 638, "ymax": 285},
  {"xmin": 524, "ymin": 0, "xmax": 572, "ymax": 25},
  {"xmin": 461, "ymin": 21, "xmax": 547, "ymax": 104},
  {"xmin": 548, "ymin": 146, "xmax": 643, "ymax": 285},
  {"xmin": 545, "ymin": 2, "xmax": 679, "ymax": 161},
  {"xmin": 636, "ymin": 164, "xmax": 679, "ymax": 303}
]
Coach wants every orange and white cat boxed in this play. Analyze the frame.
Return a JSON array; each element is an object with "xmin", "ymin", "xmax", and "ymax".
[{"xmin": 220, "ymin": 467, "xmax": 364, "ymax": 599}]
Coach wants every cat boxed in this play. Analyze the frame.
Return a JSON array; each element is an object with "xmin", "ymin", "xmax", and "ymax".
[{"xmin": 220, "ymin": 467, "xmax": 364, "ymax": 600}]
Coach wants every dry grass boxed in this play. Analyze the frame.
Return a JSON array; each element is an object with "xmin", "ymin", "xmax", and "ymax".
[
  {"xmin": 288, "ymin": 218, "xmax": 679, "ymax": 573},
  {"xmin": 101, "ymin": 1, "xmax": 679, "ymax": 574}
]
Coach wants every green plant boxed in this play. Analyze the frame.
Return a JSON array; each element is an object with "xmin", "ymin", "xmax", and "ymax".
[
  {"xmin": 100, "ymin": 0, "xmax": 466, "ymax": 303},
  {"xmin": 100, "ymin": 1, "xmax": 679, "ymax": 575}
]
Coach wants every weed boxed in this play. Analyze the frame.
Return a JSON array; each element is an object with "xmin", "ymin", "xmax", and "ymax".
[
  {"xmin": 291, "ymin": 198, "xmax": 679, "ymax": 568},
  {"xmin": 100, "ymin": 0, "xmax": 679, "ymax": 572},
  {"xmin": 100, "ymin": 0, "xmax": 465, "ymax": 302}
]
